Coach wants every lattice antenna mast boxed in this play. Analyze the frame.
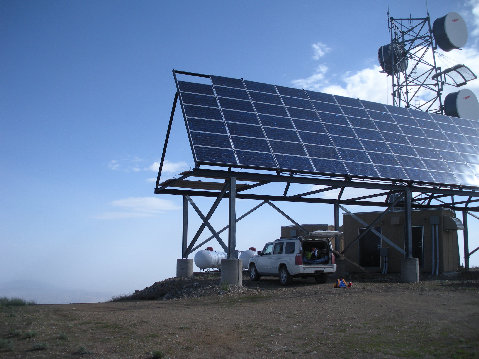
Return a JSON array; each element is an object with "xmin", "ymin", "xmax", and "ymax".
[{"xmin": 384, "ymin": 14, "xmax": 444, "ymax": 113}]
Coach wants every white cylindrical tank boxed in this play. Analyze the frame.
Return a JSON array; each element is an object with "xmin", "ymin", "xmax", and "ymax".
[
  {"xmin": 433, "ymin": 12, "xmax": 468, "ymax": 52},
  {"xmin": 239, "ymin": 247, "xmax": 257, "ymax": 270},
  {"xmin": 194, "ymin": 247, "xmax": 226, "ymax": 270},
  {"xmin": 444, "ymin": 89, "xmax": 479, "ymax": 120}
]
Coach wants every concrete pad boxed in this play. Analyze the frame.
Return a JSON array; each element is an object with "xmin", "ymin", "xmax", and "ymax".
[
  {"xmin": 400, "ymin": 257, "xmax": 419, "ymax": 283},
  {"xmin": 176, "ymin": 259, "xmax": 193, "ymax": 278},
  {"xmin": 220, "ymin": 259, "xmax": 242, "ymax": 286}
]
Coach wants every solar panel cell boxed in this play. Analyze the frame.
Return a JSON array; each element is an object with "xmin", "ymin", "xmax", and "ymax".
[
  {"xmin": 324, "ymin": 123, "xmax": 356, "ymax": 137},
  {"xmin": 306, "ymin": 91, "xmax": 335, "ymax": 104},
  {"xmin": 277, "ymin": 86, "xmax": 308, "ymax": 98},
  {"xmin": 368, "ymin": 152, "xmax": 398, "ymax": 166},
  {"xmin": 244, "ymin": 81, "xmax": 276, "ymax": 94},
  {"xmin": 249, "ymin": 92, "xmax": 283, "ymax": 105},
  {"xmin": 338, "ymin": 148, "xmax": 370, "ymax": 164},
  {"xmin": 341, "ymin": 106, "xmax": 369, "ymax": 118},
  {"xmin": 305, "ymin": 144, "xmax": 338, "ymax": 159},
  {"xmin": 298, "ymin": 131, "xmax": 333, "ymax": 146},
  {"xmin": 335, "ymin": 95, "xmax": 361, "ymax": 108},
  {"xmin": 254, "ymin": 102, "xmax": 288, "ymax": 117},
  {"xmin": 195, "ymin": 146, "xmax": 237, "ymax": 165},
  {"xmin": 264, "ymin": 127, "xmax": 300, "ymax": 142},
  {"xmin": 227, "ymin": 123, "xmax": 264, "ymax": 138},
  {"xmin": 375, "ymin": 165, "xmax": 408, "ymax": 179},
  {"xmin": 236, "ymin": 150, "xmax": 276, "ymax": 168},
  {"xmin": 311, "ymin": 158, "xmax": 347, "ymax": 174},
  {"xmin": 184, "ymin": 105, "xmax": 222, "ymax": 121},
  {"xmin": 344, "ymin": 162, "xmax": 379, "ymax": 177},
  {"xmin": 259, "ymin": 114, "xmax": 294, "ymax": 129},
  {"xmin": 223, "ymin": 109, "xmax": 259, "ymax": 125},
  {"xmin": 288, "ymin": 107, "xmax": 319, "ymax": 121},
  {"xmin": 331, "ymin": 136, "xmax": 363, "ymax": 150},
  {"xmin": 214, "ymin": 86, "xmax": 249, "ymax": 100},
  {"xmin": 178, "ymin": 81, "xmax": 214, "ymax": 95},
  {"xmin": 270, "ymin": 140, "xmax": 306, "ymax": 156},
  {"xmin": 361, "ymin": 100, "xmax": 387, "ymax": 112},
  {"xmin": 211, "ymin": 76, "xmax": 245, "ymax": 89},
  {"xmin": 231, "ymin": 136, "xmax": 270, "ymax": 152},
  {"xmin": 190, "ymin": 132, "xmax": 231, "ymax": 148},
  {"xmin": 282, "ymin": 96, "xmax": 313, "ymax": 109},
  {"xmin": 188, "ymin": 118, "xmax": 227, "ymax": 134},
  {"xmin": 218, "ymin": 97, "xmax": 255, "ymax": 112},
  {"xmin": 292, "ymin": 119, "xmax": 326, "ymax": 133},
  {"xmin": 276, "ymin": 154, "xmax": 313, "ymax": 172},
  {"xmin": 182, "ymin": 93, "xmax": 218, "ymax": 107}
]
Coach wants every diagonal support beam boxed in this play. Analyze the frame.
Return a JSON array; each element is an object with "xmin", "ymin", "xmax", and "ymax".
[
  {"xmin": 340, "ymin": 203, "xmax": 406, "ymax": 255},
  {"xmin": 267, "ymin": 201, "xmax": 309, "ymax": 235},
  {"xmin": 191, "ymin": 201, "xmax": 267, "ymax": 252},
  {"xmin": 184, "ymin": 189, "xmax": 228, "ymax": 255},
  {"xmin": 156, "ymin": 92, "xmax": 179, "ymax": 188}
]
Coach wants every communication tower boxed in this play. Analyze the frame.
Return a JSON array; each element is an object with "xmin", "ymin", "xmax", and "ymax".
[{"xmin": 378, "ymin": 11, "xmax": 478, "ymax": 118}]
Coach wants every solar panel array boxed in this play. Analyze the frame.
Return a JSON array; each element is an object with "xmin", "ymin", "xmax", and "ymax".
[{"xmin": 176, "ymin": 74, "xmax": 479, "ymax": 187}]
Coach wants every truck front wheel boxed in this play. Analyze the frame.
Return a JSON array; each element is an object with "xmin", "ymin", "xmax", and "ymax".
[{"xmin": 249, "ymin": 264, "xmax": 260, "ymax": 281}]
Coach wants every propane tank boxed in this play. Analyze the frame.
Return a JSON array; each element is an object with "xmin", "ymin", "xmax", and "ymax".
[
  {"xmin": 239, "ymin": 247, "xmax": 257, "ymax": 270},
  {"xmin": 194, "ymin": 247, "xmax": 226, "ymax": 270}
]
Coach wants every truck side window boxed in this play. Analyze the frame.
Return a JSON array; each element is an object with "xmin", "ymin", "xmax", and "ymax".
[
  {"xmin": 273, "ymin": 242, "xmax": 284, "ymax": 255},
  {"xmin": 262, "ymin": 243, "xmax": 273, "ymax": 255},
  {"xmin": 285, "ymin": 242, "xmax": 295, "ymax": 254}
]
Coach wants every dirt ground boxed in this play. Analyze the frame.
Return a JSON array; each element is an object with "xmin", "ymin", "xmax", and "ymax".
[{"xmin": 1, "ymin": 272, "xmax": 479, "ymax": 359}]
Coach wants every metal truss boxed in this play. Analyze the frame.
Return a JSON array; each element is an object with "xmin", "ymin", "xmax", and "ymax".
[{"xmin": 387, "ymin": 14, "xmax": 444, "ymax": 113}]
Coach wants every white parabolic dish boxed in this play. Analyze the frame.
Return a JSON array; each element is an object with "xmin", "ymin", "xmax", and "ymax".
[{"xmin": 433, "ymin": 12, "xmax": 468, "ymax": 51}]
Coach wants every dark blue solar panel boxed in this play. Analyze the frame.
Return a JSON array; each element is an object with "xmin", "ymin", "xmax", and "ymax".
[
  {"xmin": 306, "ymin": 91, "xmax": 335, "ymax": 104},
  {"xmin": 254, "ymin": 102, "xmax": 288, "ymax": 117},
  {"xmin": 338, "ymin": 149, "xmax": 370, "ymax": 164},
  {"xmin": 190, "ymin": 132, "xmax": 230, "ymax": 148},
  {"xmin": 342, "ymin": 107, "xmax": 368, "ymax": 118},
  {"xmin": 211, "ymin": 76, "xmax": 245, "ymax": 89},
  {"xmin": 375, "ymin": 165, "xmax": 408, "ymax": 179},
  {"xmin": 184, "ymin": 105, "xmax": 222, "ymax": 121},
  {"xmin": 282, "ymin": 96, "xmax": 313, "ymax": 109},
  {"xmin": 276, "ymin": 155, "xmax": 313, "ymax": 172},
  {"xmin": 317, "ymin": 112, "xmax": 348, "ymax": 125},
  {"xmin": 335, "ymin": 95, "xmax": 361, "ymax": 108},
  {"xmin": 264, "ymin": 127, "xmax": 300, "ymax": 142},
  {"xmin": 311, "ymin": 158, "xmax": 347, "ymax": 174},
  {"xmin": 306, "ymin": 145, "xmax": 338, "ymax": 159},
  {"xmin": 348, "ymin": 117, "xmax": 376, "ymax": 130},
  {"xmin": 270, "ymin": 141, "xmax": 306, "ymax": 156},
  {"xmin": 361, "ymin": 100, "xmax": 388, "ymax": 112},
  {"xmin": 344, "ymin": 162, "xmax": 379, "ymax": 178},
  {"xmin": 195, "ymin": 146, "xmax": 237, "ymax": 165},
  {"xmin": 277, "ymin": 86, "xmax": 308, "ymax": 98},
  {"xmin": 244, "ymin": 80, "xmax": 276, "ymax": 94},
  {"xmin": 331, "ymin": 136, "xmax": 363, "ymax": 150},
  {"xmin": 223, "ymin": 109, "xmax": 259, "ymax": 125},
  {"xmin": 312, "ymin": 101, "xmax": 342, "ymax": 114},
  {"xmin": 177, "ymin": 75, "xmax": 479, "ymax": 186},
  {"xmin": 288, "ymin": 107, "xmax": 318, "ymax": 121},
  {"xmin": 214, "ymin": 86, "xmax": 249, "ymax": 100},
  {"xmin": 187, "ymin": 118, "xmax": 227, "ymax": 134},
  {"xmin": 260, "ymin": 114, "xmax": 294, "ymax": 129},
  {"xmin": 249, "ymin": 91, "xmax": 283, "ymax": 105},
  {"xmin": 178, "ymin": 81, "xmax": 214, "ymax": 95},
  {"xmin": 236, "ymin": 150, "xmax": 276, "ymax": 168},
  {"xmin": 227, "ymin": 123, "xmax": 264, "ymax": 138},
  {"xmin": 292, "ymin": 119, "xmax": 325, "ymax": 133},
  {"xmin": 299, "ymin": 131, "xmax": 333, "ymax": 146},
  {"xmin": 361, "ymin": 140, "xmax": 390, "ymax": 153},
  {"xmin": 218, "ymin": 97, "xmax": 254, "ymax": 112},
  {"xmin": 182, "ymin": 93, "xmax": 218, "ymax": 107},
  {"xmin": 231, "ymin": 136, "xmax": 270, "ymax": 152}
]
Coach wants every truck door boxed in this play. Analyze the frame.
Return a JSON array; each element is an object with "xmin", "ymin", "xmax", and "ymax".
[{"xmin": 256, "ymin": 242, "xmax": 273, "ymax": 274}]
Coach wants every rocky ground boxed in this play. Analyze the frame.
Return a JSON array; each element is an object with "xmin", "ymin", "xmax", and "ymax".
[{"xmin": 1, "ymin": 270, "xmax": 478, "ymax": 358}]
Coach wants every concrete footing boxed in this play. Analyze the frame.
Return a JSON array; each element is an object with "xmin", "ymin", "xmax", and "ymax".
[
  {"xmin": 176, "ymin": 259, "xmax": 193, "ymax": 278},
  {"xmin": 400, "ymin": 257, "xmax": 419, "ymax": 283},
  {"xmin": 220, "ymin": 259, "xmax": 242, "ymax": 286}
]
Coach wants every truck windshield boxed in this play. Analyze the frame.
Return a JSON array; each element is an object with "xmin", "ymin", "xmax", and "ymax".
[{"xmin": 262, "ymin": 243, "xmax": 273, "ymax": 255}]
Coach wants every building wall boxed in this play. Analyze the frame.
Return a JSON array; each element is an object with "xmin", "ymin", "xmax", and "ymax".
[{"xmin": 342, "ymin": 208, "xmax": 461, "ymax": 273}]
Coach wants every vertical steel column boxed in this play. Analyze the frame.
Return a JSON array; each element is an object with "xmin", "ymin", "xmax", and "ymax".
[
  {"xmin": 334, "ymin": 202, "xmax": 340, "ymax": 251},
  {"xmin": 228, "ymin": 177, "xmax": 237, "ymax": 259},
  {"xmin": 463, "ymin": 210, "xmax": 470, "ymax": 270},
  {"xmin": 182, "ymin": 196, "xmax": 188, "ymax": 258},
  {"xmin": 404, "ymin": 188, "xmax": 413, "ymax": 258}
]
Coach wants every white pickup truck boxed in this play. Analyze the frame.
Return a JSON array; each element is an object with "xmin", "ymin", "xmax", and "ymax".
[{"xmin": 248, "ymin": 231, "xmax": 338, "ymax": 285}]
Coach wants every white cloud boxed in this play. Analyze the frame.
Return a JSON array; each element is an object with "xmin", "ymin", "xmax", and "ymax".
[
  {"xmin": 312, "ymin": 42, "xmax": 331, "ymax": 60},
  {"xmin": 291, "ymin": 65, "xmax": 329, "ymax": 91},
  {"xmin": 468, "ymin": 0, "xmax": 479, "ymax": 37},
  {"xmin": 95, "ymin": 197, "xmax": 180, "ymax": 219},
  {"xmin": 149, "ymin": 160, "xmax": 188, "ymax": 173}
]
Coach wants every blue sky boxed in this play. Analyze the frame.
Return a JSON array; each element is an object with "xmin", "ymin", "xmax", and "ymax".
[{"xmin": 1, "ymin": 0, "xmax": 479, "ymax": 303}]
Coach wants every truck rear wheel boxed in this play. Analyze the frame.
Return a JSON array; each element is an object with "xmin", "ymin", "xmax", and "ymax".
[{"xmin": 279, "ymin": 266, "xmax": 291, "ymax": 286}]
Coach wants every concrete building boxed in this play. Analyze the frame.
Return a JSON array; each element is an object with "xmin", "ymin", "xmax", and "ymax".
[{"xmin": 342, "ymin": 208, "xmax": 463, "ymax": 274}]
